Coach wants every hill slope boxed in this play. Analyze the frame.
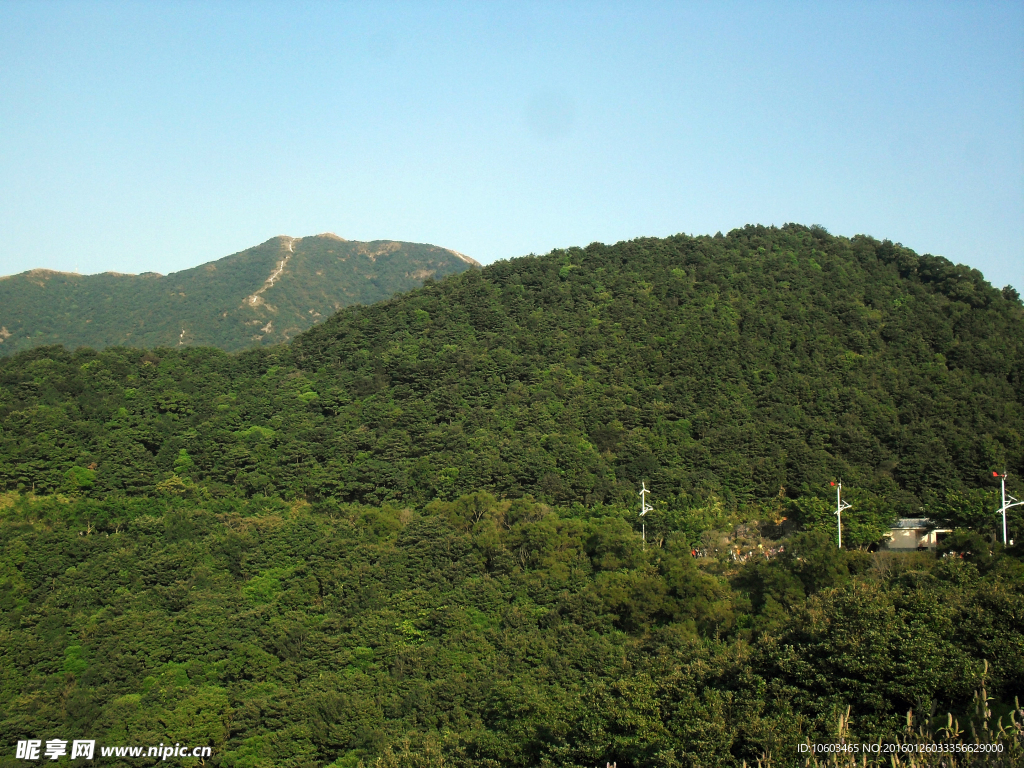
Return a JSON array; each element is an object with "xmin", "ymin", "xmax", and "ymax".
[
  {"xmin": 0, "ymin": 234, "xmax": 478, "ymax": 355},
  {"xmin": 0, "ymin": 224, "xmax": 1021, "ymax": 538},
  {"xmin": 1, "ymin": 224, "xmax": 1023, "ymax": 766}
]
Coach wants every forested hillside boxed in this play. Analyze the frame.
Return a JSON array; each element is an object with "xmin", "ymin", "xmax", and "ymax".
[
  {"xmin": 0, "ymin": 224, "xmax": 1022, "ymax": 767},
  {"xmin": 1, "ymin": 493, "xmax": 1021, "ymax": 767},
  {"xmin": 0, "ymin": 235, "xmax": 477, "ymax": 355},
  {"xmin": 1, "ymin": 225, "xmax": 1020, "ymax": 539}
]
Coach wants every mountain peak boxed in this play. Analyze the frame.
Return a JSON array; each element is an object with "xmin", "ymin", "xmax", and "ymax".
[{"xmin": 0, "ymin": 234, "xmax": 477, "ymax": 355}]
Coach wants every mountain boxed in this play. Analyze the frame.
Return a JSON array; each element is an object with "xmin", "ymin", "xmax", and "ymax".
[
  {"xmin": 1, "ymin": 224, "xmax": 1021, "ymax": 534},
  {"xmin": 0, "ymin": 234, "xmax": 478, "ymax": 355},
  {"xmin": 1, "ymin": 224, "xmax": 1022, "ymax": 766}
]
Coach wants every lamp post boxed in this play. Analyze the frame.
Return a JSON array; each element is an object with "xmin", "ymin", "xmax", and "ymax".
[
  {"xmin": 994, "ymin": 471, "xmax": 1023, "ymax": 546},
  {"xmin": 833, "ymin": 480, "xmax": 851, "ymax": 549},
  {"xmin": 639, "ymin": 481, "xmax": 653, "ymax": 546}
]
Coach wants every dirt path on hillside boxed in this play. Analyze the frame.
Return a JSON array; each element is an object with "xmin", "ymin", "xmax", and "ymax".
[{"xmin": 246, "ymin": 238, "xmax": 297, "ymax": 307}]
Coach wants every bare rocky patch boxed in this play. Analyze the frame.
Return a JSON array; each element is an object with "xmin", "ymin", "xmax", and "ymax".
[{"xmin": 244, "ymin": 237, "xmax": 297, "ymax": 307}]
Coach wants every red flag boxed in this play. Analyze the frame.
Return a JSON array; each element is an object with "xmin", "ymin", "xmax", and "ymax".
[
  {"xmin": 830, "ymin": 481, "xmax": 835, "ymax": 486},
  {"xmin": 994, "ymin": 472, "xmax": 1000, "ymax": 477}
]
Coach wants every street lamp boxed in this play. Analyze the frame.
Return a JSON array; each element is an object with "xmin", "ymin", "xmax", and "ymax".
[
  {"xmin": 832, "ymin": 480, "xmax": 851, "ymax": 549},
  {"xmin": 639, "ymin": 481, "xmax": 653, "ymax": 546},
  {"xmin": 994, "ymin": 471, "xmax": 1023, "ymax": 545}
]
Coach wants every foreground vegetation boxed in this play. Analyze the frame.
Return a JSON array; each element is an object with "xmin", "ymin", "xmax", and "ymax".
[
  {"xmin": 0, "ymin": 224, "xmax": 1021, "ymax": 765},
  {"xmin": 0, "ymin": 493, "xmax": 1021, "ymax": 767}
]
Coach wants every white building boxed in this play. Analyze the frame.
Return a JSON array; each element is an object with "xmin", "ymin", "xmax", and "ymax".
[{"xmin": 885, "ymin": 518, "xmax": 951, "ymax": 551}]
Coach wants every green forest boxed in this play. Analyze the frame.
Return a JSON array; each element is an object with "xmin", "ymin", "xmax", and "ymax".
[{"xmin": 0, "ymin": 224, "xmax": 1022, "ymax": 766}]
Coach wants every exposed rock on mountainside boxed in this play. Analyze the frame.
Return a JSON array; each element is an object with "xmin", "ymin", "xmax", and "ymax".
[{"xmin": 0, "ymin": 235, "xmax": 478, "ymax": 354}]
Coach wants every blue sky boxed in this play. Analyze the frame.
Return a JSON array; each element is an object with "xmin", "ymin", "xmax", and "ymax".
[{"xmin": 1, "ymin": 1, "xmax": 1021, "ymax": 291}]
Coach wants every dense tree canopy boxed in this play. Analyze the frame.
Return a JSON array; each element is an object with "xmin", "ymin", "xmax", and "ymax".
[
  {"xmin": 1, "ymin": 225, "xmax": 1021, "ymax": 540},
  {"xmin": 0, "ymin": 493, "xmax": 1021, "ymax": 767},
  {"xmin": 0, "ymin": 224, "xmax": 1022, "ymax": 766}
]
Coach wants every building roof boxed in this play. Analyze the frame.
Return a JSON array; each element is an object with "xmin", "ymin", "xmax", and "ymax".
[{"xmin": 891, "ymin": 518, "xmax": 934, "ymax": 529}]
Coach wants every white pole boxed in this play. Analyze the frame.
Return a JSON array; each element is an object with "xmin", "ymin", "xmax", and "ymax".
[
  {"xmin": 640, "ymin": 482, "xmax": 645, "ymax": 546},
  {"xmin": 639, "ymin": 482, "xmax": 652, "ymax": 547},
  {"xmin": 1003, "ymin": 472, "xmax": 1008, "ymax": 546},
  {"xmin": 834, "ymin": 480, "xmax": 851, "ymax": 549},
  {"xmin": 837, "ymin": 481, "xmax": 843, "ymax": 549},
  {"xmin": 995, "ymin": 471, "xmax": 1023, "ymax": 547}
]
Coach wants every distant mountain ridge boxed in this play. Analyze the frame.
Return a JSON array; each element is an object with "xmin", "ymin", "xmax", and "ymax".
[{"xmin": 0, "ymin": 234, "xmax": 478, "ymax": 354}]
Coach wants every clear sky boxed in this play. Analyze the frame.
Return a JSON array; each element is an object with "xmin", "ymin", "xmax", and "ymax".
[{"xmin": 1, "ymin": 1, "xmax": 1021, "ymax": 291}]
